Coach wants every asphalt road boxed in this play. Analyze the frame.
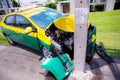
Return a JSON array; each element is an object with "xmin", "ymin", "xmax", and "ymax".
[
  {"xmin": 0, "ymin": 44, "xmax": 120, "ymax": 80},
  {"xmin": 0, "ymin": 44, "xmax": 55, "ymax": 80}
]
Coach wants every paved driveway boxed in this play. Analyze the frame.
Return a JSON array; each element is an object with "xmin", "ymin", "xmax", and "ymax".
[
  {"xmin": 0, "ymin": 44, "xmax": 55, "ymax": 80},
  {"xmin": 0, "ymin": 44, "xmax": 120, "ymax": 80}
]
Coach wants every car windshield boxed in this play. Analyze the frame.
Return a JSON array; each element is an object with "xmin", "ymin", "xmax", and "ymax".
[{"xmin": 30, "ymin": 8, "xmax": 63, "ymax": 29}]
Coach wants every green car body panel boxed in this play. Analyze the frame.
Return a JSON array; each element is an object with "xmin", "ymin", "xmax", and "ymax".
[
  {"xmin": 86, "ymin": 25, "xmax": 96, "ymax": 61},
  {"xmin": 2, "ymin": 28, "xmax": 51, "ymax": 51}
]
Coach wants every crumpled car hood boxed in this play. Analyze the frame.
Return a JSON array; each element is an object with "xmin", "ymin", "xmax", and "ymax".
[
  {"xmin": 53, "ymin": 14, "xmax": 90, "ymax": 32},
  {"xmin": 54, "ymin": 14, "xmax": 74, "ymax": 32}
]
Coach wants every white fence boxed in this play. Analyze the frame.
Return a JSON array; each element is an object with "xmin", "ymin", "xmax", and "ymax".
[{"xmin": 0, "ymin": 15, "xmax": 4, "ymax": 20}]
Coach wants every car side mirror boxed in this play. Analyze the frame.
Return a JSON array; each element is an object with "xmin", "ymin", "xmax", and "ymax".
[{"xmin": 25, "ymin": 27, "xmax": 33, "ymax": 34}]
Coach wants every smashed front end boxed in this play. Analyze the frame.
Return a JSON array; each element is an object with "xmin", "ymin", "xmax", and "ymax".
[
  {"xmin": 41, "ymin": 14, "xmax": 96, "ymax": 80},
  {"xmin": 45, "ymin": 14, "xmax": 96, "ymax": 61}
]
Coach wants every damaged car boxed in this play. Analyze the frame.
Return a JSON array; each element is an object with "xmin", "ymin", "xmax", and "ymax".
[{"xmin": 0, "ymin": 7, "xmax": 96, "ymax": 80}]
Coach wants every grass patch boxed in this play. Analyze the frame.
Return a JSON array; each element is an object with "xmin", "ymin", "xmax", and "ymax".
[
  {"xmin": 89, "ymin": 10, "xmax": 120, "ymax": 56},
  {"xmin": 0, "ymin": 31, "xmax": 8, "ymax": 44}
]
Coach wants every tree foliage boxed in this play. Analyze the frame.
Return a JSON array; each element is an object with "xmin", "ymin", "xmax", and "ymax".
[
  {"xmin": 12, "ymin": 0, "xmax": 20, "ymax": 7},
  {"xmin": 45, "ymin": 0, "xmax": 69, "ymax": 9},
  {"xmin": 45, "ymin": 2, "xmax": 56, "ymax": 9}
]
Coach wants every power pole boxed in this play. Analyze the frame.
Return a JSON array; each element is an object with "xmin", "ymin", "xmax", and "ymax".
[
  {"xmin": 74, "ymin": 0, "xmax": 89, "ymax": 72},
  {"xmin": 68, "ymin": 0, "xmax": 89, "ymax": 80},
  {"xmin": 58, "ymin": 0, "xmax": 89, "ymax": 72}
]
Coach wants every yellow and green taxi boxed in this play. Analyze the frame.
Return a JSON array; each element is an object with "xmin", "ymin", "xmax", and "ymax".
[{"xmin": 0, "ymin": 6, "xmax": 96, "ymax": 80}]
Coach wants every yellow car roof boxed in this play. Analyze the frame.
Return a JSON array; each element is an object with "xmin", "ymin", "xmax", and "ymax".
[
  {"xmin": 6, "ymin": 6, "xmax": 45, "ymax": 17},
  {"xmin": 19, "ymin": 6, "xmax": 46, "ymax": 16}
]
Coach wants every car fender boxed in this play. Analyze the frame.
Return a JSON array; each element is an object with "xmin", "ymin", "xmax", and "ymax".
[{"xmin": 41, "ymin": 54, "xmax": 73, "ymax": 80}]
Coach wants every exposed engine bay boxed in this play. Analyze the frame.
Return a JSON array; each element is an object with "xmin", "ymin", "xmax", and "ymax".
[
  {"xmin": 45, "ymin": 24, "xmax": 74, "ymax": 59},
  {"xmin": 45, "ymin": 23, "xmax": 96, "ymax": 61}
]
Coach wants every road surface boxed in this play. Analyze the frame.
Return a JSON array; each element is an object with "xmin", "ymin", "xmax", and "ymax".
[{"xmin": 0, "ymin": 44, "xmax": 120, "ymax": 80}]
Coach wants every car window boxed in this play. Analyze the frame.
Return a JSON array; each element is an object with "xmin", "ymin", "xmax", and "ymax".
[
  {"xmin": 4, "ymin": 15, "xmax": 15, "ymax": 26},
  {"xmin": 16, "ymin": 15, "xmax": 32, "ymax": 29}
]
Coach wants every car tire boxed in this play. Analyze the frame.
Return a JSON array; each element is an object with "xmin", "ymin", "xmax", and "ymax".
[{"xmin": 4, "ymin": 34, "xmax": 15, "ymax": 45}]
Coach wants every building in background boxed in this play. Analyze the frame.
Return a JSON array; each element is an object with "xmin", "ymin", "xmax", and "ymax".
[
  {"xmin": 0, "ymin": 0, "xmax": 14, "ymax": 19},
  {"xmin": 0, "ymin": 0, "xmax": 120, "ymax": 19},
  {"xmin": 57, "ymin": 0, "xmax": 120, "ymax": 13},
  {"xmin": 0, "ymin": 0, "xmax": 13, "ymax": 14},
  {"xmin": 17, "ymin": 0, "xmax": 43, "ymax": 7},
  {"xmin": 0, "ymin": 0, "xmax": 43, "ymax": 19}
]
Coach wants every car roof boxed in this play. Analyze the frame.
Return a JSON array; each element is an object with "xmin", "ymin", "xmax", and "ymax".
[
  {"xmin": 7, "ymin": 6, "xmax": 46, "ymax": 17},
  {"xmin": 19, "ymin": 6, "xmax": 46, "ymax": 16}
]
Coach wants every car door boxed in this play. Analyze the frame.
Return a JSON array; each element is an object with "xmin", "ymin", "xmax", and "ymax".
[
  {"xmin": 3, "ymin": 15, "xmax": 19, "ymax": 42},
  {"xmin": 14, "ymin": 15, "xmax": 40, "ymax": 51}
]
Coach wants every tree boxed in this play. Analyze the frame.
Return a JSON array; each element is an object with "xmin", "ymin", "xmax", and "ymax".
[
  {"xmin": 12, "ymin": 0, "xmax": 20, "ymax": 7},
  {"xmin": 45, "ymin": 0, "xmax": 68, "ymax": 9},
  {"xmin": 45, "ymin": 3, "xmax": 56, "ymax": 9}
]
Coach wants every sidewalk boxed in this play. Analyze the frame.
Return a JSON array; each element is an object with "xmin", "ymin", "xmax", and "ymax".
[{"xmin": 0, "ymin": 44, "xmax": 120, "ymax": 80}]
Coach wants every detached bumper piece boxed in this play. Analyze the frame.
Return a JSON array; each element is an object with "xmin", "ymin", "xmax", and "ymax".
[{"xmin": 41, "ymin": 53, "xmax": 73, "ymax": 80}]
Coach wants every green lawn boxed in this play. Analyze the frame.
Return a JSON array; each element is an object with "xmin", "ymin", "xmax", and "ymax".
[
  {"xmin": 0, "ymin": 31, "xmax": 8, "ymax": 44},
  {"xmin": 89, "ymin": 10, "xmax": 120, "ymax": 56}
]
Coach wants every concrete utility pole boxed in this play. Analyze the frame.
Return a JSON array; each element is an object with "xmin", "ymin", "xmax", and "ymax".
[
  {"xmin": 73, "ymin": 0, "xmax": 89, "ymax": 72},
  {"xmin": 68, "ymin": 0, "xmax": 89, "ymax": 79},
  {"xmin": 105, "ymin": 0, "xmax": 115, "ymax": 11}
]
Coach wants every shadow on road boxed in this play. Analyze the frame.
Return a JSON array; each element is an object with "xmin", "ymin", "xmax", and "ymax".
[
  {"xmin": 15, "ymin": 44, "xmax": 41, "ymax": 56},
  {"xmin": 89, "ymin": 58, "xmax": 103, "ymax": 80},
  {"xmin": 10, "ymin": 44, "xmax": 120, "ymax": 80},
  {"xmin": 14, "ymin": 44, "xmax": 45, "ymax": 61},
  {"xmin": 90, "ymin": 55, "xmax": 120, "ymax": 80},
  {"xmin": 39, "ymin": 71, "xmax": 56, "ymax": 80},
  {"xmin": 109, "ymin": 62, "xmax": 120, "ymax": 80},
  {"xmin": 15, "ymin": 44, "xmax": 56, "ymax": 80}
]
